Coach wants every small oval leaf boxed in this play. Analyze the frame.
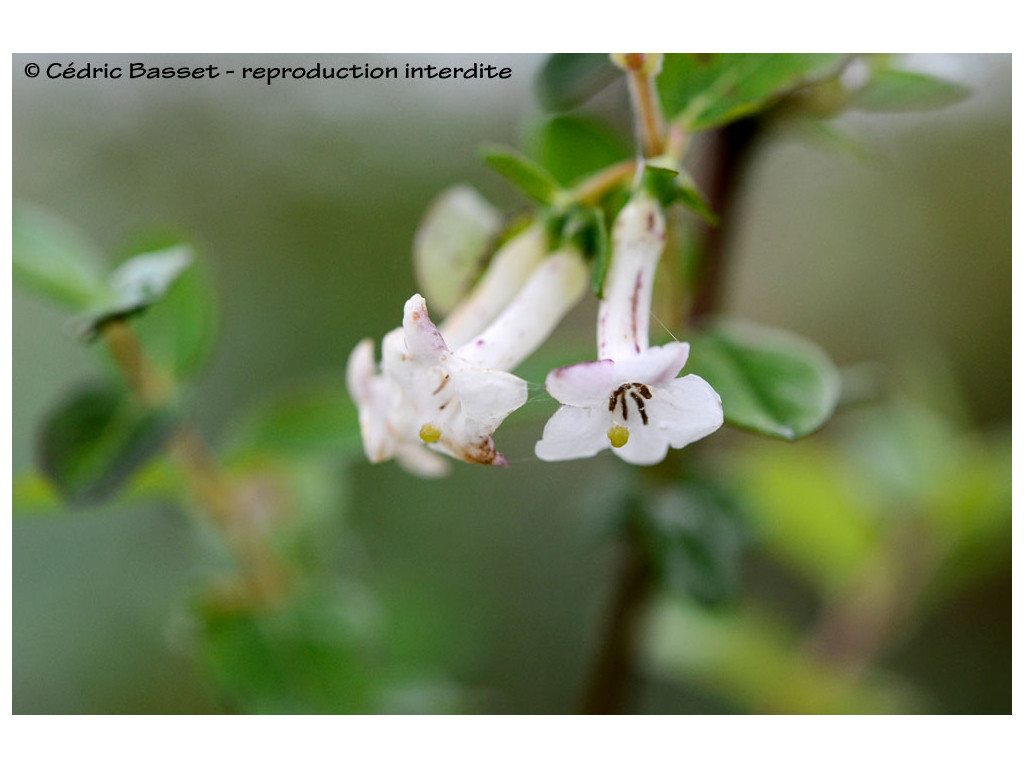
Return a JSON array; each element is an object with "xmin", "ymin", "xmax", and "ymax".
[
  {"xmin": 38, "ymin": 382, "xmax": 178, "ymax": 506},
  {"xmin": 481, "ymin": 144, "xmax": 563, "ymax": 205},
  {"xmin": 849, "ymin": 69, "xmax": 969, "ymax": 112},
  {"xmin": 687, "ymin": 322, "xmax": 841, "ymax": 440},
  {"xmin": 76, "ymin": 245, "xmax": 194, "ymax": 338},
  {"xmin": 413, "ymin": 186, "xmax": 502, "ymax": 315},
  {"xmin": 13, "ymin": 203, "xmax": 112, "ymax": 311}
]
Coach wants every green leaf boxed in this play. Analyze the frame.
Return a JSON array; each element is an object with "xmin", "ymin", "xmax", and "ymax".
[
  {"xmin": 636, "ymin": 484, "xmax": 747, "ymax": 606},
  {"xmin": 37, "ymin": 382, "xmax": 178, "ymax": 506},
  {"xmin": 196, "ymin": 585, "xmax": 379, "ymax": 713},
  {"xmin": 526, "ymin": 114, "xmax": 631, "ymax": 187},
  {"xmin": 849, "ymin": 69, "xmax": 969, "ymax": 112},
  {"xmin": 728, "ymin": 442, "xmax": 880, "ymax": 595},
  {"xmin": 687, "ymin": 321, "xmax": 841, "ymax": 440},
  {"xmin": 647, "ymin": 597, "xmax": 923, "ymax": 714},
  {"xmin": 76, "ymin": 245, "xmax": 194, "ymax": 338},
  {"xmin": 659, "ymin": 53, "xmax": 847, "ymax": 131},
  {"xmin": 412, "ymin": 186, "xmax": 502, "ymax": 315},
  {"xmin": 13, "ymin": 203, "xmax": 113, "ymax": 311},
  {"xmin": 535, "ymin": 53, "xmax": 619, "ymax": 112},
  {"xmin": 12, "ymin": 473, "xmax": 63, "ymax": 515},
  {"xmin": 481, "ymin": 144, "xmax": 563, "ymax": 205},
  {"xmin": 129, "ymin": 252, "xmax": 219, "ymax": 378},
  {"xmin": 227, "ymin": 383, "xmax": 362, "ymax": 461}
]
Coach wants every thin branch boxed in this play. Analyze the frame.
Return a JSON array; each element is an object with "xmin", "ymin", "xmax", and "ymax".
[
  {"xmin": 580, "ymin": 533, "xmax": 653, "ymax": 714},
  {"xmin": 102, "ymin": 319, "xmax": 289, "ymax": 607}
]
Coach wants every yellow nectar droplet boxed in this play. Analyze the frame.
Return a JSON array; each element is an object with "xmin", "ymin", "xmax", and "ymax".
[
  {"xmin": 607, "ymin": 425, "xmax": 630, "ymax": 448},
  {"xmin": 419, "ymin": 424, "xmax": 442, "ymax": 443}
]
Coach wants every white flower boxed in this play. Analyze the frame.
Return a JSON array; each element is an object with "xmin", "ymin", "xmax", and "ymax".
[
  {"xmin": 348, "ymin": 295, "xmax": 527, "ymax": 472},
  {"xmin": 535, "ymin": 190, "xmax": 723, "ymax": 465},
  {"xmin": 347, "ymin": 331, "xmax": 451, "ymax": 477},
  {"xmin": 534, "ymin": 342, "xmax": 723, "ymax": 465},
  {"xmin": 347, "ymin": 248, "xmax": 587, "ymax": 475}
]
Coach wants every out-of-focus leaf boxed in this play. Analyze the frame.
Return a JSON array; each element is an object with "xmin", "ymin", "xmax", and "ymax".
[
  {"xmin": 687, "ymin": 321, "xmax": 841, "ymax": 440},
  {"xmin": 14, "ymin": 461, "xmax": 182, "ymax": 515},
  {"xmin": 849, "ymin": 69, "xmax": 969, "ymax": 112},
  {"xmin": 413, "ymin": 186, "xmax": 502, "ymax": 315},
  {"xmin": 76, "ymin": 245, "xmax": 193, "ymax": 337},
  {"xmin": 646, "ymin": 597, "xmax": 924, "ymax": 714},
  {"xmin": 129, "ymin": 252, "xmax": 218, "ymax": 378},
  {"xmin": 841, "ymin": 401, "xmax": 1011, "ymax": 599},
  {"xmin": 658, "ymin": 53, "xmax": 847, "ymax": 131},
  {"xmin": 481, "ymin": 144, "xmax": 563, "ymax": 205},
  {"xmin": 37, "ymin": 382, "xmax": 178, "ymax": 506},
  {"xmin": 196, "ymin": 585, "xmax": 379, "ymax": 714},
  {"xmin": 728, "ymin": 442, "xmax": 880, "ymax": 595},
  {"xmin": 535, "ymin": 53, "xmax": 619, "ymax": 112},
  {"xmin": 12, "ymin": 473, "xmax": 63, "ymax": 515},
  {"xmin": 13, "ymin": 204, "xmax": 112, "ymax": 311},
  {"xmin": 227, "ymin": 384, "xmax": 362, "ymax": 460},
  {"xmin": 637, "ymin": 483, "xmax": 746, "ymax": 606},
  {"xmin": 526, "ymin": 114, "xmax": 630, "ymax": 187}
]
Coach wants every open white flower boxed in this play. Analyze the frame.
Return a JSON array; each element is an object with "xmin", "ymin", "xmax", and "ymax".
[
  {"xmin": 347, "ymin": 248, "xmax": 587, "ymax": 475},
  {"xmin": 384, "ymin": 294, "xmax": 528, "ymax": 467},
  {"xmin": 534, "ymin": 342, "xmax": 723, "ymax": 465},
  {"xmin": 535, "ymin": 190, "xmax": 723, "ymax": 465}
]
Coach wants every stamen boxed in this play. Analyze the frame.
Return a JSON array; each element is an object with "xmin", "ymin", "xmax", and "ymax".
[{"xmin": 629, "ymin": 390, "xmax": 649, "ymax": 425}]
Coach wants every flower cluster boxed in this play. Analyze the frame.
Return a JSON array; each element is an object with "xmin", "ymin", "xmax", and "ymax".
[{"xmin": 347, "ymin": 190, "xmax": 723, "ymax": 476}]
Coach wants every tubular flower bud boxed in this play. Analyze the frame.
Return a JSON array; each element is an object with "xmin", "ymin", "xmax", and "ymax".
[{"xmin": 438, "ymin": 223, "xmax": 547, "ymax": 349}]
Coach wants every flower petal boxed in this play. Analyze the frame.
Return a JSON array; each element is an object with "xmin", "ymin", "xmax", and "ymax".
[
  {"xmin": 394, "ymin": 443, "xmax": 451, "ymax": 477},
  {"xmin": 544, "ymin": 342, "xmax": 690, "ymax": 407},
  {"xmin": 611, "ymin": 425, "xmax": 672, "ymax": 465},
  {"xmin": 545, "ymin": 359, "xmax": 621, "ymax": 407},
  {"xmin": 535, "ymin": 405, "xmax": 610, "ymax": 462},
  {"xmin": 453, "ymin": 365, "xmax": 529, "ymax": 433},
  {"xmin": 649, "ymin": 374, "xmax": 724, "ymax": 449},
  {"xmin": 605, "ymin": 342, "xmax": 689, "ymax": 386},
  {"xmin": 402, "ymin": 294, "xmax": 450, "ymax": 362}
]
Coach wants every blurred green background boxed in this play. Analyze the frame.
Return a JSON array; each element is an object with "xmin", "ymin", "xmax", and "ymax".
[{"xmin": 12, "ymin": 54, "xmax": 1010, "ymax": 713}]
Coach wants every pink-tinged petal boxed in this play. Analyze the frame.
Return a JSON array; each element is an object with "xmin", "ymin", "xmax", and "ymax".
[
  {"xmin": 545, "ymin": 359, "xmax": 622, "ymax": 407},
  {"xmin": 534, "ymin": 406, "xmax": 610, "ymax": 462},
  {"xmin": 607, "ymin": 342, "xmax": 690, "ymax": 385},
  {"xmin": 649, "ymin": 374, "xmax": 724, "ymax": 448},
  {"xmin": 402, "ymin": 294, "xmax": 450, "ymax": 361},
  {"xmin": 545, "ymin": 342, "xmax": 690, "ymax": 407}
]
